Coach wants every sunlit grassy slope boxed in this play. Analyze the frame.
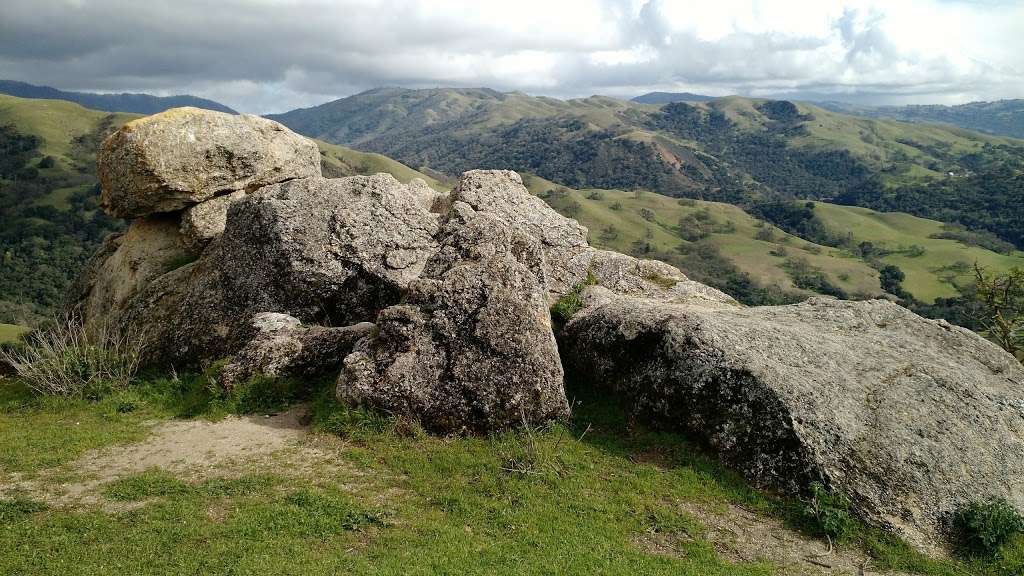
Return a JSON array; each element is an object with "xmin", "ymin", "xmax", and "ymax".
[
  {"xmin": 0, "ymin": 324, "xmax": 29, "ymax": 343},
  {"xmin": 522, "ymin": 175, "xmax": 882, "ymax": 298},
  {"xmin": 524, "ymin": 175, "xmax": 1024, "ymax": 303},
  {"xmin": 317, "ymin": 140, "xmax": 449, "ymax": 191},
  {"xmin": 811, "ymin": 203, "xmax": 1024, "ymax": 302}
]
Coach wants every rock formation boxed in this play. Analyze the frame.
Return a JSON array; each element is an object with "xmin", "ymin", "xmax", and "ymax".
[
  {"xmin": 561, "ymin": 288, "xmax": 1024, "ymax": 551},
  {"xmin": 72, "ymin": 106, "xmax": 1024, "ymax": 552},
  {"xmin": 338, "ymin": 204, "xmax": 568, "ymax": 433}
]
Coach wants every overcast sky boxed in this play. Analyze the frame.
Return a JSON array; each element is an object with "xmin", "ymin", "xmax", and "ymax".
[{"xmin": 1, "ymin": 0, "xmax": 1022, "ymax": 114}]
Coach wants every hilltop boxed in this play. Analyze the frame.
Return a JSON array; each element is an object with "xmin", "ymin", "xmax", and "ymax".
[
  {"xmin": 0, "ymin": 79, "xmax": 236, "ymax": 115},
  {"xmin": 820, "ymin": 99, "xmax": 1024, "ymax": 140},
  {"xmin": 270, "ymin": 88, "xmax": 1024, "ymax": 249}
]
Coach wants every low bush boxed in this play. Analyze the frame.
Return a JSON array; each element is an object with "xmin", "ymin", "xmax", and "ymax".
[
  {"xmin": 0, "ymin": 317, "xmax": 144, "ymax": 398},
  {"xmin": 801, "ymin": 482, "xmax": 857, "ymax": 542},
  {"xmin": 953, "ymin": 498, "xmax": 1024, "ymax": 558}
]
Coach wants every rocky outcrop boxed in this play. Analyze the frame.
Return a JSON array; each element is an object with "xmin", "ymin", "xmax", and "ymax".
[
  {"xmin": 218, "ymin": 313, "xmax": 375, "ymax": 389},
  {"xmin": 561, "ymin": 288, "xmax": 1024, "ymax": 551},
  {"xmin": 179, "ymin": 190, "xmax": 245, "ymax": 251},
  {"xmin": 337, "ymin": 204, "xmax": 569, "ymax": 433},
  {"xmin": 73, "ymin": 107, "xmax": 1024, "ymax": 551},
  {"xmin": 98, "ymin": 107, "xmax": 320, "ymax": 218},
  {"xmin": 123, "ymin": 173, "xmax": 441, "ymax": 364}
]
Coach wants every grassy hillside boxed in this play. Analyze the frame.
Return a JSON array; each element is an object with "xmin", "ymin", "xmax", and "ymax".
[
  {"xmin": 524, "ymin": 175, "xmax": 1024, "ymax": 305},
  {"xmin": 272, "ymin": 88, "xmax": 1024, "ymax": 249},
  {"xmin": 0, "ymin": 323, "xmax": 28, "ymax": 343},
  {"xmin": 0, "ymin": 95, "xmax": 446, "ymax": 326},
  {"xmin": 318, "ymin": 141, "xmax": 450, "ymax": 191},
  {"xmin": 2, "ymin": 374, "xmax": 1019, "ymax": 575},
  {"xmin": 810, "ymin": 203, "xmax": 1024, "ymax": 302},
  {"xmin": 820, "ymin": 99, "xmax": 1024, "ymax": 140},
  {"xmin": 522, "ymin": 175, "xmax": 881, "ymax": 303}
]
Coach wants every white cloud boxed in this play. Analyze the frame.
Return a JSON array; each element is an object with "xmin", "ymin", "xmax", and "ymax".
[{"xmin": 0, "ymin": 0, "xmax": 1020, "ymax": 112}]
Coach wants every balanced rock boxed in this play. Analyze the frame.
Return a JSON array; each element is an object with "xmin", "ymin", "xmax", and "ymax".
[
  {"xmin": 98, "ymin": 107, "xmax": 320, "ymax": 218},
  {"xmin": 561, "ymin": 289, "xmax": 1024, "ymax": 551},
  {"xmin": 337, "ymin": 204, "xmax": 569, "ymax": 433}
]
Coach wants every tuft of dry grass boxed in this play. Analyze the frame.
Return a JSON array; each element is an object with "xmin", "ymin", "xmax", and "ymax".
[{"xmin": 0, "ymin": 316, "xmax": 144, "ymax": 397}]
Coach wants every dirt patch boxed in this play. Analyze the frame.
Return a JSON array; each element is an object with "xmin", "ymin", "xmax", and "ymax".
[
  {"xmin": 635, "ymin": 500, "xmax": 914, "ymax": 576},
  {"xmin": 0, "ymin": 406, "xmax": 352, "ymax": 508}
]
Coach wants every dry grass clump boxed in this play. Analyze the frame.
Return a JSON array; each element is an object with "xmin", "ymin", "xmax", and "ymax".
[{"xmin": 0, "ymin": 316, "xmax": 144, "ymax": 397}]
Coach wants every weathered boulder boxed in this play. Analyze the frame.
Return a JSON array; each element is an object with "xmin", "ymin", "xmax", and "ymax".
[
  {"xmin": 72, "ymin": 215, "xmax": 192, "ymax": 334},
  {"xmin": 447, "ymin": 170, "xmax": 720, "ymax": 303},
  {"xmin": 98, "ymin": 107, "xmax": 320, "ymax": 218},
  {"xmin": 561, "ymin": 289, "xmax": 1024, "ymax": 551},
  {"xmin": 179, "ymin": 190, "xmax": 246, "ymax": 251},
  {"xmin": 218, "ymin": 313, "xmax": 375, "ymax": 388},
  {"xmin": 337, "ymin": 203, "xmax": 569, "ymax": 433},
  {"xmin": 124, "ymin": 173, "xmax": 441, "ymax": 365}
]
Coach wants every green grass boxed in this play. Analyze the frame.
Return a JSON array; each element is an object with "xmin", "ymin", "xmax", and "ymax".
[
  {"xmin": 521, "ymin": 174, "xmax": 1024, "ymax": 304},
  {"xmin": 522, "ymin": 174, "xmax": 881, "ymax": 298},
  {"xmin": 811, "ymin": 202, "xmax": 1024, "ymax": 302},
  {"xmin": 1, "ymin": 375, "xmax": 1020, "ymax": 575},
  {"xmin": 0, "ymin": 324, "xmax": 29, "ymax": 343}
]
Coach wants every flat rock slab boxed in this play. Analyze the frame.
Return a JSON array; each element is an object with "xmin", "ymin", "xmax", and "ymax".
[{"xmin": 563, "ymin": 290, "xmax": 1024, "ymax": 551}]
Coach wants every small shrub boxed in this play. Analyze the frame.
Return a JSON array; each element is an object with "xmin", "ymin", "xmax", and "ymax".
[
  {"xmin": 550, "ymin": 271, "xmax": 598, "ymax": 324},
  {"xmin": 801, "ymin": 482, "xmax": 856, "ymax": 542},
  {"xmin": 495, "ymin": 412, "xmax": 574, "ymax": 478},
  {"xmin": 610, "ymin": 202, "xmax": 623, "ymax": 211},
  {"xmin": 953, "ymin": 498, "xmax": 1024, "ymax": 558},
  {"xmin": 585, "ymin": 190, "xmax": 604, "ymax": 201},
  {"xmin": 312, "ymin": 391, "xmax": 422, "ymax": 440},
  {"xmin": 0, "ymin": 317, "xmax": 144, "ymax": 398}
]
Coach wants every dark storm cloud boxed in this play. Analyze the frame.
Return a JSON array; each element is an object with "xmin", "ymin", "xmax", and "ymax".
[{"xmin": 0, "ymin": 0, "xmax": 1020, "ymax": 113}]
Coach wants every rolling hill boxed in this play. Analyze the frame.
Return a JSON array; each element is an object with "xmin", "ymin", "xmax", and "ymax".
[
  {"xmin": 819, "ymin": 98, "xmax": 1024, "ymax": 140},
  {"xmin": 0, "ymin": 94, "xmax": 441, "ymax": 325},
  {"xmin": 523, "ymin": 175, "xmax": 1024, "ymax": 305},
  {"xmin": 270, "ymin": 88, "xmax": 1024, "ymax": 249},
  {"xmin": 0, "ymin": 80, "xmax": 236, "ymax": 115}
]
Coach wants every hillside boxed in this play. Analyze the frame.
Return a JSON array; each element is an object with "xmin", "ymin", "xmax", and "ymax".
[
  {"xmin": 820, "ymin": 99, "xmax": 1024, "ymax": 140},
  {"xmin": 271, "ymin": 88, "xmax": 1024, "ymax": 248},
  {"xmin": 524, "ymin": 175, "xmax": 1024, "ymax": 305},
  {"xmin": 0, "ymin": 79, "xmax": 237, "ymax": 115},
  {"xmin": 0, "ymin": 95, "xmax": 440, "ymax": 325}
]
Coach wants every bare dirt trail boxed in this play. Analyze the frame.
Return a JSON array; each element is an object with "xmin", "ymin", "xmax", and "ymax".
[{"xmin": 0, "ymin": 406, "xmax": 348, "ymax": 508}]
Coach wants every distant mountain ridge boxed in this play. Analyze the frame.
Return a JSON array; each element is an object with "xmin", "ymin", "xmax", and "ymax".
[
  {"xmin": 0, "ymin": 79, "xmax": 236, "ymax": 115},
  {"xmin": 817, "ymin": 99, "xmax": 1024, "ymax": 139},
  {"xmin": 631, "ymin": 91, "xmax": 716, "ymax": 104}
]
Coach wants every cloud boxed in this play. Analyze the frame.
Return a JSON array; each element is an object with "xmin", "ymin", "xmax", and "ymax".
[{"xmin": 0, "ymin": 0, "xmax": 1020, "ymax": 112}]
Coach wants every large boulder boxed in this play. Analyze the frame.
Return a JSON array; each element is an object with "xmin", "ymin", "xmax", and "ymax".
[
  {"xmin": 98, "ymin": 107, "xmax": 320, "ymax": 218},
  {"xmin": 125, "ymin": 173, "xmax": 441, "ymax": 365},
  {"xmin": 562, "ymin": 289, "xmax": 1024, "ymax": 551},
  {"xmin": 337, "ymin": 203, "xmax": 569, "ymax": 433},
  {"xmin": 72, "ymin": 215, "xmax": 192, "ymax": 334}
]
